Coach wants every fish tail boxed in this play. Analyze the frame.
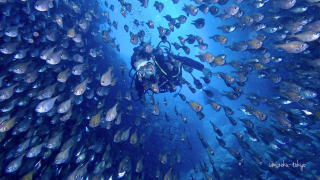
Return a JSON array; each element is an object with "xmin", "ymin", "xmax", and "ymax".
[
  {"xmin": 287, "ymin": 34, "xmax": 295, "ymax": 39},
  {"xmin": 273, "ymin": 44, "xmax": 281, "ymax": 49}
]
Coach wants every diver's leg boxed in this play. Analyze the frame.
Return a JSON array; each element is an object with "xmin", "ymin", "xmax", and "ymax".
[
  {"xmin": 172, "ymin": 55, "xmax": 205, "ymax": 72},
  {"xmin": 172, "ymin": 55, "xmax": 212, "ymax": 77}
]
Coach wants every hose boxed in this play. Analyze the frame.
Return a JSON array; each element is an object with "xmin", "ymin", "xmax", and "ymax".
[{"xmin": 157, "ymin": 39, "xmax": 172, "ymax": 55}]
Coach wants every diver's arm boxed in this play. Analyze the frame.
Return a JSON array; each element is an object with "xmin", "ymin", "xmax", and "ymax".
[{"xmin": 172, "ymin": 55, "xmax": 205, "ymax": 72}]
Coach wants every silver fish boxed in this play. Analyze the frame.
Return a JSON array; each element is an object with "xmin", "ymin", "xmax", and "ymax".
[{"xmin": 35, "ymin": 96, "xmax": 59, "ymax": 113}]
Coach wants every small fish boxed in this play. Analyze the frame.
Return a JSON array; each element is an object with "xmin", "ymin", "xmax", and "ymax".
[
  {"xmin": 17, "ymin": 138, "xmax": 31, "ymax": 153},
  {"xmin": 46, "ymin": 132, "xmax": 63, "ymax": 149},
  {"xmin": 57, "ymin": 68, "xmax": 71, "ymax": 83},
  {"xmin": 203, "ymin": 89, "xmax": 214, "ymax": 97},
  {"xmin": 35, "ymin": 0, "xmax": 54, "ymax": 12},
  {"xmin": 274, "ymin": 0, "xmax": 296, "ymax": 9},
  {"xmin": 275, "ymin": 41, "xmax": 308, "ymax": 53},
  {"xmin": 101, "ymin": 67, "xmax": 113, "ymax": 86},
  {"xmin": 55, "ymin": 147, "xmax": 72, "ymax": 164},
  {"xmin": 0, "ymin": 83, "xmax": 19, "ymax": 101},
  {"xmin": 211, "ymin": 35, "xmax": 228, "ymax": 45},
  {"xmin": 5, "ymin": 26, "xmax": 19, "ymax": 38},
  {"xmin": 209, "ymin": 6, "xmax": 219, "ymax": 16},
  {"xmin": 183, "ymin": 5, "xmax": 198, "ymax": 16},
  {"xmin": 246, "ymin": 39, "xmax": 263, "ymax": 49},
  {"xmin": 225, "ymin": 4, "xmax": 240, "ymax": 16},
  {"xmin": 130, "ymin": 32, "xmax": 139, "ymax": 45},
  {"xmin": 124, "ymin": 25, "xmax": 129, "ymax": 32},
  {"xmin": 26, "ymin": 143, "xmax": 44, "ymax": 158},
  {"xmin": 74, "ymin": 78, "xmax": 89, "ymax": 96},
  {"xmin": 0, "ymin": 116, "xmax": 16, "ymax": 132},
  {"xmin": 40, "ymin": 46, "xmax": 56, "ymax": 60},
  {"xmin": 177, "ymin": 15, "xmax": 187, "ymax": 24},
  {"xmin": 146, "ymin": 20, "xmax": 154, "ymax": 28},
  {"xmin": 37, "ymin": 83, "xmax": 57, "ymax": 100},
  {"xmin": 288, "ymin": 31, "xmax": 320, "ymax": 42},
  {"xmin": 12, "ymin": 61, "xmax": 32, "ymax": 74},
  {"xmin": 198, "ymin": 4, "xmax": 210, "ymax": 14},
  {"xmin": 210, "ymin": 121, "xmax": 223, "ymax": 137},
  {"xmin": 154, "ymin": 1, "xmax": 164, "ymax": 12},
  {"xmin": 5, "ymin": 155, "xmax": 24, "ymax": 173},
  {"xmin": 120, "ymin": 127, "xmax": 131, "ymax": 142},
  {"xmin": 135, "ymin": 157, "xmax": 144, "ymax": 173},
  {"xmin": 192, "ymin": 18, "xmax": 205, "ymax": 29},
  {"xmin": 176, "ymin": 93, "xmax": 186, "ymax": 101},
  {"xmin": 46, "ymin": 49, "xmax": 63, "ymax": 65},
  {"xmin": 72, "ymin": 63, "xmax": 87, "ymax": 76},
  {"xmin": 89, "ymin": 110, "xmax": 103, "ymax": 128},
  {"xmin": 0, "ymin": 42, "xmax": 19, "ymax": 54},
  {"xmin": 182, "ymin": 46, "xmax": 190, "ymax": 54},
  {"xmin": 197, "ymin": 52, "xmax": 214, "ymax": 63},
  {"xmin": 35, "ymin": 96, "xmax": 59, "ymax": 113},
  {"xmin": 209, "ymin": 101, "xmax": 221, "ymax": 112},
  {"xmin": 130, "ymin": 130, "xmax": 138, "ymax": 144},
  {"xmin": 57, "ymin": 96, "xmax": 74, "ymax": 114},
  {"xmin": 105, "ymin": 103, "xmax": 119, "ymax": 121},
  {"xmin": 188, "ymin": 101, "xmax": 203, "ymax": 112}
]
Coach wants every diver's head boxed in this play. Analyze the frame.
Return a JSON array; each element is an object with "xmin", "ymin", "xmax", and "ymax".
[
  {"xmin": 134, "ymin": 58, "xmax": 156, "ymax": 82},
  {"xmin": 160, "ymin": 35, "xmax": 167, "ymax": 42}
]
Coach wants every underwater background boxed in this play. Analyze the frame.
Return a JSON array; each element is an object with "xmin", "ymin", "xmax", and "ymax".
[{"xmin": 0, "ymin": 0, "xmax": 319, "ymax": 179}]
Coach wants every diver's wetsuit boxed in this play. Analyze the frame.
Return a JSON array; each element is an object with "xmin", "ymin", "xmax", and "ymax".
[
  {"xmin": 171, "ymin": 55, "xmax": 205, "ymax": 72},
  {"xmin": 154, "ymin": 53, "xmax": 181, "ymax": 93},
  {"xmin": 132, "ymin": 44, "xmax": 205, "ymax": 96}
]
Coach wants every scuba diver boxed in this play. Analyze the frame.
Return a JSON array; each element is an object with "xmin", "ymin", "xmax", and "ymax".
[{"xmin": 130, "ymin": 36, "xmax": 209, "ymax": 98}]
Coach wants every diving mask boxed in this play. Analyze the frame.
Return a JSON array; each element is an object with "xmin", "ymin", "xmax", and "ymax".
[{"xmin": 135, "ymin": 59, "xmax": 156, "ymax": 81}]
